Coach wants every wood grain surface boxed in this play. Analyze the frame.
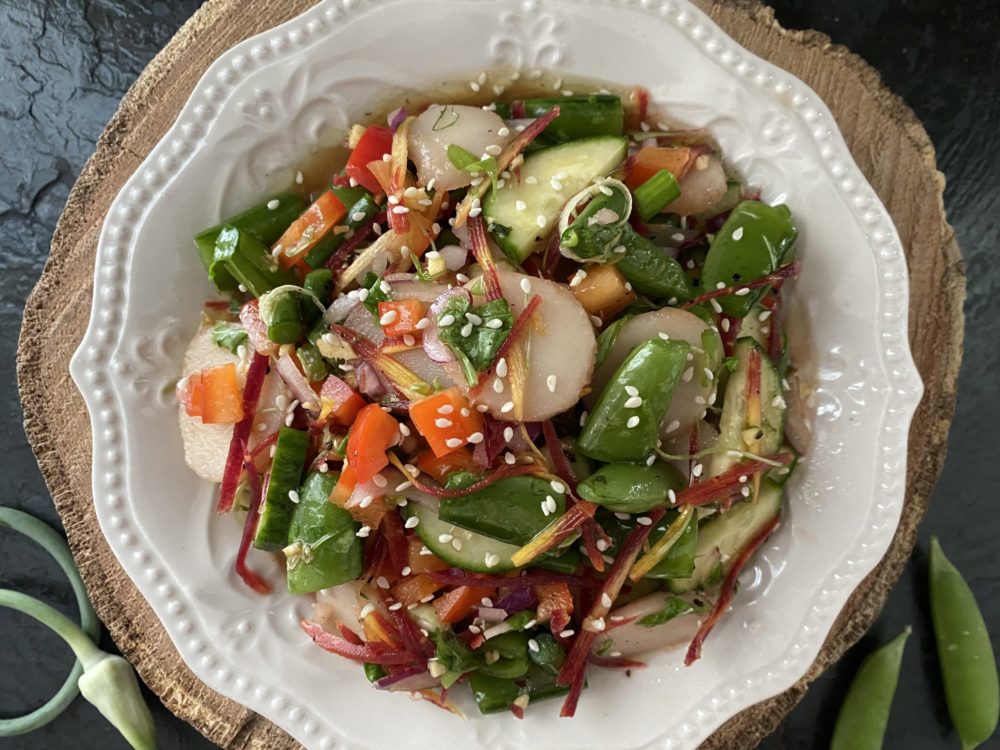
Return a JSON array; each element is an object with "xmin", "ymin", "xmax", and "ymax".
[{"xmin": 15, "ymin": 0, "xmax": 965, "ymax": 747}]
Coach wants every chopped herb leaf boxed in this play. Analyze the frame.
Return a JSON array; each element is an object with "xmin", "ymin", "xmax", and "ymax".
[
  {"xmin": 637, "ymin": 596, "xmax": 702, "ymax": 627},
  {"xmin": 360, "ymin": 272, "xmax": 392, "ymax": 319},
  {"xmin": 432, "ymin": 106, "xmax": 461, "ymax": 132},
  {"xmin": 211, "ymin": 322, "xmax": 248, "ymax": 353},
  {"xmin": 447, "ymin": 144, "xmax": 499, "ymax": 192},
  {"xmin": 436, "ymin": 297, "xmax": 514, "ymax": 384}
]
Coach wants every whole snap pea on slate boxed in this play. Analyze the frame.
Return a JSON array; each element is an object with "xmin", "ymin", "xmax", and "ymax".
[
  {"xmin": 577, "ymin": 338, "xmax": 691, "ymax": 463},
  {"xmin": 830, "ymin": 627, "xmax": 911, "ymax": 750},
  {"xmin": 930, "ymin": 537, "xmax": 999, "ymax": 750},
  {"xmin": 576, "ymin": 461, "xmax": 686, "ymax": 513},
  {"xmin": 700, "ymin": 200, "xmax": 797, "ymax": 318}
]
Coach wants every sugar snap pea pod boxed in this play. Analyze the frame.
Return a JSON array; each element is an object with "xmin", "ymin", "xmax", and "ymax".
[
  {"xmin": 576, "ymin": 462, "xmax": 685, "ymax": 513},
  {"xmin": 302, "ymin": 268, "xmax": 334, "ymax": 325},
  {"xmin": 577, "ymin": 338, "xmax": 690, "ymax": 462},
  {"xmin": 701, "ymin": 200, "xmax": 797, "ymax": 317},
  {"xmin": 285, "ymin": 472, "xmax": 363, "ymax": 594},
  {"xmin": 930, "ymin": 538, "xmax": 999, "ymax": 750},
  {"xmin": 194, "ymin": 192, "xmax": 308, "ymax": 290},
  {"xmin": 615, "ymin": 230, "xmax": 696, "ymax": 301},
  {"xmin": 211, "ymin": 226, "xmax": 297, "ymax": 298},
  {"xmin": 266, "ymin": 290, "xmax": 304, "ymax": 344},
  {"xmin": 439, "ymin": 475, "xmax": 566, "ymax": 545},
  {"xmin": 633, "ymin": 169, "xmax": 681, "ymax": 222},
  {"xmin": 830, "ymin": 627, "xmax": 911, "ymax": 750},
  {"xmin": 560, "ymin": 182, "xmax": 632, "ymax": 262},
  {"xmin": 253, "ymin": 427, "xmax": 310, "ymax": 551},
  {"xmin": 514, "ymin": 95, "xmax": 624, "ymax": 142},
  {"xmin": 304, "ymin": 186, "xmax": 378, "ymax": 268},
  {"xmin": 479, "ymin": 632, "xmax": 532, "ymax": 680},
  {"xmin": 469, "ymin": 671, "xmax": 521, "ymax": 714}
]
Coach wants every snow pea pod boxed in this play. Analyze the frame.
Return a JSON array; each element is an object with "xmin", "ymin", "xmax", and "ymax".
[
  {"xmin": 301, "ymin": 268, "xmax": 334, "ymax": 326},
  {"xmin": 830, "ymin": 627, "xmax": 910, "ymax": 750},
  {"xmin": 577, "ymin": 462, "xmax": 685, "ymax": 513},
  {"xmin": 560, "ymin": 185, "xmax": 631, "ymax": 261},
  {"xmin": 439, "ymin": 475, "xmax": 566, "ymax": 546},
  {"xmin": 930, "ymin": 537, "xmax": 999, "ymax": 750},
  {"xmin": 479, "ymin": 632, "xmax": 531, "ymax": 679},
  {"xmin": 615, "ymin": 230, "xmax": 696, "ymax": 302},
  {"xmin": 285, "ymin": 472, "xmax": 363, "ymax": 594},
  {"xmin": 577, "ymin": 338, "xmax": 690, "ymax": 462},
  {"xmin": 700, "ymin": 200, "xmax": 797, "ymax": 317},
  {"xmin": 468, "ymin": 665, "xmax": 569, "ymax": 714}
]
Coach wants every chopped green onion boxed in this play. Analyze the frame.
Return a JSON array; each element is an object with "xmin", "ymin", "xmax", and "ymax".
[{"xmin": 633, "ymin": 168, "xmax": 681, "ymax": 222}]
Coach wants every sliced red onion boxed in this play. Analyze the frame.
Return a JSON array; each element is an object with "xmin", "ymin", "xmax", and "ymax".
[
  {"xmin": 439, "ymin": 244, "xmax": 467, "ymax": 271},
  {"xmin": 388, "ymin": 107, "xmax": 407, "ymax": 134},
  {"xmin": 356, "ymin": 360, "xmax": 387, "ymax": 398},
  {"xmin": 375, "ymin": 666, "xmax": 439, "ymax": 692},
  {"xmin": 494, "ymin": 587, "xmax": 536, "ymax": 614},
  {"xmin": 274, "ymin": 353, "xmax": 320, "ymax": 414},
  {"xmin": 422, "ymin": 288, "xmax": 471, "ymax": 363},
  {"xmin": 239, "ymin": 301, "xmax": 279, "ymax": 356}
]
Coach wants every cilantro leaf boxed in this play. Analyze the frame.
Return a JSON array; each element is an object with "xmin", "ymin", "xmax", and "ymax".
[
  {"xmin": 211, "ymin": 322, "xmax": 248, "ymax": 353},
  {"xmin": 447, "ymin": 144, "xmax": 499, "ymax": 192},
  {"xmin": 638, "ymin": 596, "xmax": 704, "ymax": 628},
  {"xmin": 436, "ymin": 296, "xmax": 514, "ymax": 384},
  {"xmin": 360, "ymin": 272, "xmax": 392, "ymax": 319}
]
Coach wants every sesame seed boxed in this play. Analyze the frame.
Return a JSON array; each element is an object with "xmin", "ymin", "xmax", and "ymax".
[
  {"xmin": 550, "ymin": 480, "xmax": 565, "ymax": 494},
  {"xmin": 559, "ymin": 629, "xmax": 575, "ymax": 638},
  {"xmin": 590, "ymin": 617, "xmax": 606, "ymax": 632},
  {"xmin": 520, "ymin": 278, "xmax": 532, "ymax": 294},
  {"xmin": 373, "ymin": 474, "xmax": 387, "ymax": 488},
  {"xmin": 439, "ymin": 314, "xmax": 456, "ymax": 326},
  {"xmin": 550, "ymin": 178, "xmax": 563, "ymax": 191},
  {"xmin": 541, "ymin": 499, "xmax": 551, "ymax": 517},
  {"xmin": 721, "ymin": 318, "xmax": 731, "ymax": 333},
  {"xmin": 485, "ymin": 553, "xmax": 501, "ymax": 567},
  {"xmin": 624, "ymin": 396, "xmax": 642, "ymax": 408},
  {"xmin": 486, "ymin": 318, "xmax": 504, "ymax": 329},
  {"xmin": 288, "ymin": 489, "xmax": 300, "ymax": 503},
  {"xmin": 716, "ymin": 281, "xmax": 727, "ymax": 290},
  {"xmin": 692, "ymin": 463, "xmax": 704, "ymax": 477},
  {"xmin": 435, "ymin": 418, "xmax": 453, "ymax": 428},
  {"xmin": 735, "ymin": 287, "xmax": 751, "ymax": 296},
  {"xmin": 498, "ymin": 126, "xmax": 510, "ymax": 137},
  {"xmin": 668, "ymin": 489, "xmax": 677, "ymax": 503},
  {"xmin": 267, "ymin": 199, "xmax": 280, "ymax": 210},
  {"xmin": 477, "ymin": 404, "xmax": 490, "ymax": 412},
  {"xmin": 739, "ymin": 475, "xmax": 749, "ymax": 483},
  {"xmin": 504, "ymin": 452, "xmax": 516, "ymax": 465},
  {"xmin": 732, "ymin": 227, "xmax": 745, "ymax": 240},
  {"xmin": 492, "ymin": 378, "xmax": 504, "ymax": 393},
  {"xmin": 356, "ymin": 526, "xmax": 371, "ymax": 538},
  {"xmin": 590, "ymin": 315, "xmax": 603, "ymax": 327},
  {"xmin": 535, "ymin": 215, "xmax": 547, "ymax": 228},
  {"xmin": 528, "ymin": 638, "xmax": 540, "ymax": 653},
  {"xmin": 391, "ymin": 205, "xmax": 410, "ymax": 215},
  {"xmin": 403, "ymin": 334, "xmax": 416, "ymax": 347},
  {"xmin": 496, "ymin": 357, "xmax": 508, "ymax": 377},
  {"xmin": 546, "ymin": 374, "xmax": 558, "ymax": 392},
  {"xmin": 438, "ymin": 404, "xmax": 454, "ymax": 414},
  {"xmin": 415, "ymin": 317, "xmax": 431, "ymax": 330},
  {"xmin": 569, "ymin": 269, "xmax": 587, "ymax": 287},
  {"xmin": 460, "ymin": 322, "xmax": 474, "ymax": 337},
  {"xmin": 625, "ymin": 385, "xmax": 639, "ymax": 397},
  {"xmin": 351, "ymin": 211, "xmax": 366, "ymax": 222},
  {"xmin": 467, "ymin": 432, "xmax": 485, "ymax": 444},
  {"xmin": 626, "ymin": 416, "xmax": 640, "ymax": 429},
  {"xmin": 580, "ymin": 410, "xmax": 589, "ymax": 427},
  {"xmin": 515, "ymin": 200, "xmax": 527, "ymax": 212},
  {"xmin": 772, "ymin": 395, "xmax": 787, "ymax": 408},
  {"xmin": 376, "ymin": 576, "xmax": 390, "ymax": 589},
  {"xmin": 445, "ymin": 437, "xmax": 463, "ymax": 448},
  {"xmin": 295, "ymin": 171, "xmax": 304, "ymax": 184},
  {"xmin": 438, "ymin": 533, "xmax": 453, "ymax": 544},
  {"xmin": 379, "ymin": 309, "xmax": 398, "ymax": 325},
  {"xmin": 405, "ymin": 515, "xmax": 420, "ymax": 529},
  {"xmin": 452, "ymin": 538, "xmax": 463, "ymax": 550},
  {"xmin": 710, "ymin": 298, "xmax": 723, "ymax": 314},
  {"xmin": 388, "ymin": 602, "xmax": 403, "ymax": 611},
  {"xmin": 357, "ymin": 288, "xmax": 370, "ymax": 302},
  {"xmin": 760, "ymin": 309, "xmax": 773, "ymax": 322},
  {"xmin": 469, "ymin": 81, "xmax": 481, "ymax": 92},
  {"xmin": 503, "ymin": 426, "xmax": 514, "ymax": 442},
  {"xmin": 682, "ymin": 367, "xmax": 694, "ymax": 382},
  {"xmin": 485, "ymin": 144, "xmax": 502, "ymax": 156},
  {"xmin": 359, "ymin": 603, "xmax": 375, "ymax": 620},
  {"xmin": 636, "ymin": 516, "xmax": 653, "ymax": 526},
  {"xmin": 466, "ymin": 312, "xmax": 483, "ymax": 325},
  {"xmin": 500, "ymin": 401, "xmax": 514, "ymax": 413},
  {"xmin": 596, "ymin": 539, "xmax": 609, "ymax": 552},
  {"xmin": 359, "ymin": 495, "xmax": 374, "ymax": 508}
]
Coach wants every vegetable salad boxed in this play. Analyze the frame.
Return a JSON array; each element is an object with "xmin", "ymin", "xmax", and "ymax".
[{"xmin": 177, "ymin": 82, "xmax": 804, "ymax": 717}]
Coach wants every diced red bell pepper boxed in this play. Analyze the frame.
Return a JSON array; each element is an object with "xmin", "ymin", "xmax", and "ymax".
[
  {"xmin": 320, "ymin": 375, "xmax": 366, "ymax": 428},
  {"xmin": 433, "ymin": 585, "xmax": 494, "ymax": 625},
  {"xmin": 377, "ymin": 299, "xmax": 426, "ymax": 338},
  {"xmin": 180, "ymin": 363, "xmax": 244, "ymax": 424},
  {"xmin": 416, "ymin": 447, "xmax": 478, "ymax": 485},
  {"xmin": 409, "ymin": 389, "xmax": 484, "ymax": 458},
  {"xmin": 330, "ymin": 463, "xmax": 357, "ymax": 506},
  {"xmin": 272, "ymin": 190, "xmax": 347, "ymax": 269},
  {"xmin": 346, "ymin": 403, "xmax": 400, "ymax": 484},
  {"xmin": 178, "ymin": 372, "xmax": 204, "ymax": 418},
  {"xmin": 405, "ymin": 536, "xmax": 450, "ymax": 574},
  {"xmin": 345, "ymin": 126, "xmax": 393, "ymax": 193},
  {"xmin": 391, "ymin": 573, "xmax": 444, "ymax": 607},
  {"xmin": 625, "ymin": 146, "xmax": 693, "ymax": 190},
  {"xmin": 535, "ymin": 582, "xmax": 574, "ymax": 633}
]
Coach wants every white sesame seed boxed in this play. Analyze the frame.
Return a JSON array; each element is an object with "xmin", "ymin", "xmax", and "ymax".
[
  {"xmin": 682, "ymin": 367, "xmax": 694, "ymax": 382},
  {"xmin": 590, "ymin": 315, "xmax": 603, "ymax": 328},
  {"xmin": 485, "ymin": 144, "xmax": 502, "ymax": 156},
  {"xmin": 404, "ymin": 515, "xmax": 420, "ymax": 529},
  {"xmin": 496, "ymin": 357, "xmax": 508, "ymax": 377},
  {"xmin": 569, "ymin": 269, "xmax": 587, "ymax": 287},
  {"xmin": 760, "ymin": 309, "xmax": 773, "ymax": 322},
  {"xmin": 710, "ymin": 298, "xmax": 724, "ymax": 314},
  {"xmin": 445, "ymin": 437, "xmax": 463, "ymax": 448},
  {"xmin": 500, "ymin": 401, "xmax": 514, "ymax": 413},
  {"xmin": 477, "ymin": 404, "xmax": 490, "ymax": 412},
  {"xmin": 392, "ymin": 205, "xmax": 410, "ymax": 215},
  {"xmin": 692, "ymin": 463, "xmax": 704, "ymax": 477},
  {"xmin": 469, "ymin": 81, "xmax": 481, "ymax": 92},
  {"xmin": 590, "ymin": 617, "xmax": 606, "ymax": 632},
  {"xmin": 716, "ymin": 281, "xmax": 727, "ymax": 290},
  {"xmin": 732, "ymin": 227, "xmax": 745, "ymax": 241},
  {"xmin": 600, "ymin": 593, "xmax": 613, "ymax": 608},
  {"xmin": 267, "ymin": 199, "xmax": 280, "ymax": 210},
  {"xmin": 359, "ymin": 495, "xmax": 374, "ymax": 508},
  {"xmin": 486, "ymin": 318, "xmax": 504, "ymax": 329},
  {"xmin": 356, "ymin": 526, "xmax": 371, "ymax": 538},
  {"xmin": 469, "ymin": 205, "xmax": 482, "ymax": 218},
  {"xmin": 541, "ymin": 500, "xmax": 551, "ymax": 517},
  {"xmin": 376, "ymin": 576, "xmax": 390, "ymax": 589},
  {"xmin": 625, "ymin": 385, "xmax": 639, "ymax": 397},
  {"xmin": 451, "ymin": 538, "xmax": 463, "ymax": 550},
  {"xmin": 504, "ymin": 452, "xmax": 516, "ymax": 465},
  {"xmin": 492, "ymin": 378, "xmax": 504, "ymax": 393},
  {"xmin": 636, "ymin": 516, "xmax": 653, "ymax": 526},
  {"xmin": 438, "ymin": 404, "xmax": 454, "ymax": 414},
  {"xmin": 772, "ymin": 395, "xmax": 787, "ymax": 408},
  {"xmin": 373, "ymin": 474, "xmax": 388, "ymax": 488},
  {"xmin": 528, "ymin": 638, "xmax": 540, "ymax": 653},
  {"xmin": 295, "ymin": 171, "xmax": 304, "ymax": 185},
  {"xmin": 546, "ymin": 374, "xmax": 558, "ymax": 392},
  {"xmin": 668, "ymin": 489, "xmax": 677, "ymax": 504},
  {"xmin": 359, "ymin": 603, "xmax": 375, "ymax": 620},
  {"xmin": 435, "ymin": 417, "xmax": 453, "ymax": 428},
  {"xmin": 467, "ymin": 432, "xmax": 485, "ymax": 444},
  {"xmin": 502, "ymin": 426, "xmax": 514, "ymax": 442},
  {"xmin": 288, "ymin": 489, "xmax": 299, "ymax": 504},
  {"xmin": 438, "ymin": 533, "xmax": 453, "ymax": 544},
  {"xmin": 721, "ymin": 318, "xmax": 731, "ymax": 333},
  {"xmin": 624, "ymin": 396, "xmax": 642, "ymax": 408},
  {"xmin": 735, "ymin": 287, "xmax": 751, "ymax": 296},
  {"xmin": 520, "ymin": 278, "xmax": 532, "ymax": 294},
  {"xmin": 485, "ymin": 552, "xmax": 501, "ymax": 568},
  {"xmin": 613, "ymin": 245, "xmax": 627, "ymax": 254},
  {"xmin": 415, "ymin": 317, "xmax": 431, "ymax": 330},
  {"xmin": 357, "ymin": 288, "xmax": 370, "ymax": 302},
  {"xmin": 460, "ymin": 322, "xmax": 474, "ymax": 337},
  {"xmin": 535, "ymin": 215, "xmax": 547, "ymax": 228},
  {"xmin": 379, "ymin": 309, "xmax": 399, "ymax": 325},
  {"xmin": 439, "ymin": 314, "xmax": 456, "ymax": 326},
  {"xmin": 580, "ymin": 410, "xmax": 589, "ymax": 427},
  {"xmin": 403, "ymin": 334, "xmax": 416, "ymax": 347},
  {"xmin": 550, "ymin": 178, "xmax": 563, "ymax": 191},
  {"xmin": 626, "ymin": 416, "xmax": 640, "ymax": 429}
]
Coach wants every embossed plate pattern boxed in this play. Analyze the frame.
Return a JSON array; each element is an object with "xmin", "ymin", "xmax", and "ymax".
[{"xmin": 70, "ymin": 1, "xmax": 922, "ymax": 748}]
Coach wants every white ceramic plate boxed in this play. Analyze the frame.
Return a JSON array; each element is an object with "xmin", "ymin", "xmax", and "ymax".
[{"xmin": 70, "ymin": 1, "xmax": 922, "ymax": 748}]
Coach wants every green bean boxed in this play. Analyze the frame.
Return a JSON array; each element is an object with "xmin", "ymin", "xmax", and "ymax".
[
  {"xmin": 830, "ymin": 627, "xmax": 911, "ymax": 750},
  {"xmin": 930, "ymin": 538, "xmax": 999, "ymax": 749},
  {"xmin": 266, "ymin": 291, "xmax": 304, "ymax": 344},
  {"xmin": 468, "ymin": 671, "xmax": 520, "ymax": 713},
  {"xmin": 0, "ymin": 508, "xmax": 100, "ymax": 736},
  {"xmin": 633, "ymin": 169, "xmax": 681, "ymax": 222},
  {"xmin": 576, "ymin": 462, "xmax": 685, "ymax": 513}
]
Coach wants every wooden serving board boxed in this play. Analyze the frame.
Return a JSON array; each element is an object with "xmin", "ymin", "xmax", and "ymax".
[{"xmin": 16, "ymin": 0, "xmax": 965, "ymax": 747}]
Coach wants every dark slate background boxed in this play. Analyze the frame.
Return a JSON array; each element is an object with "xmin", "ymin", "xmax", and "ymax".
[{"xmin": 1, "ymin": 1, "xmax": 997, "ymax": 747}]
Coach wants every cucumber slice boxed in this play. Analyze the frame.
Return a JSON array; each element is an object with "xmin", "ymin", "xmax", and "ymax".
[
  {"xmin": 253, "ymin": 427, "xmax": 310, "ymax": 551},
  {"xmin": 405, "ymin": 503, "xmax": 522, "ymax": 573},
  {"xmin": 669, "ymin": 479, "xmax": 783, "ymax": 594},
  {"xmin": 708, "ymin": 337, "xmax": 785, "ymax": 478},
  {"xmin": 483, "ymin": 136, "xmax": 628, "ymax": 262}
]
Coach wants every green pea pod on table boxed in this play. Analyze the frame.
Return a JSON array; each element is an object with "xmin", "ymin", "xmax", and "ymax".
[
  {"xmin": 577, "ymin": 338, "xmax": 690, "ymax": 462},
  {"xmin": 830, "ymin": 627, "xmax": 911, "ymax": 750},
  {"xmin": 700, "ymin": 200, "xmax": 797, "ymax": 317},
  {"xmin": 930, "ymin": 538, "xmax": 999, "ymax": 750},
  {"xmin": 576, "ymin": 461, "xmax": 685, "ymax": 513}
]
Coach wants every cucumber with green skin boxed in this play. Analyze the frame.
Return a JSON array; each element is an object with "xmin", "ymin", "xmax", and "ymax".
[
  {"xmin": 708, "ymin": 337, "xmax": 785, "ymax": 478},
  {"xmin": 668, "ymin": 480, "xmax": 783, "ymax": 594},
  {"xmin": 253, "ymin": 427, "xmax": 310, "ymax": 551},
  {"xmin": 601, "ymin": 508, "xmax": 698, "ymax": 580},
  {"xmin": 483, "ymin": 136, "xmax": 628, "ymax": 263},
  {"xmin": 285, "ymin": 472, "xmax": 363, "ymax": 594}
]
